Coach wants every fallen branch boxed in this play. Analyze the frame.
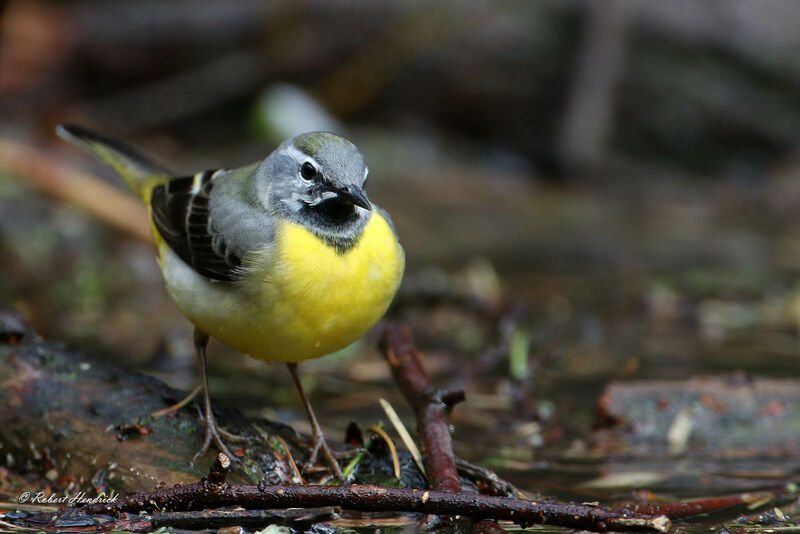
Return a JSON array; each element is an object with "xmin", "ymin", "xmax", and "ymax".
[
  {"xmin": 380, "ymin": 322, "xmax": 504, "ymax": 532},
  {"xmin": 627, "ymin": 492, "xmax": 774, "ymax": 519},
  {"xmin": 455, "ymin": 458, "xmax": 522, "ymax": 498},
  {"xmin": 376, "ymin": 325, "xmax": 776, "ymax": 529},
  {"xmin": 67, "ymin": 454, "xmax": 667, "ymax": 532},
  {"xmin": 380, "ymin": 323, "xmax": 463, "ymax": 491}
]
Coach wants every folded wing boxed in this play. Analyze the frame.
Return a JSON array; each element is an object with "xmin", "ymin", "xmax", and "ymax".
[{"xmin": 151, "ymin": 170, "xmax": 243, "ymax": 281}]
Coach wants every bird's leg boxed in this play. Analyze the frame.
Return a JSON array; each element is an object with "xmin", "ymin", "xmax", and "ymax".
[
  {"xmin": 287, "ymin": 362, "xmax": 345, "ymax": 481},
  {"xmin": 191, "ymin": 328, "xmax": 247, "ymax": 463}
]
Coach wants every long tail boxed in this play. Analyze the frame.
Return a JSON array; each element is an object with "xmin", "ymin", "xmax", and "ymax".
[{"xmin": 56, "ymin": 124, "xmax": 170, "ymax": 202}]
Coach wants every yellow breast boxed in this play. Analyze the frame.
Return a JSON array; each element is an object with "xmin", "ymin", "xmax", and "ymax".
[
  {"xmin": 250, "ymin": 210, "xmax": 404, "ymax": 362},
  {"xmin": 156, "ymin": 209, "xmax": 403, "ymax": 363}
]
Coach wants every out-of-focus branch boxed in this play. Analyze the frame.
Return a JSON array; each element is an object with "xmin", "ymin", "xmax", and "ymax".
[
  {"xmin": 557, "ymin": 0, "xmax": 637, "ymax": 173},
  {"xmin": 0, "ymin": 138, "xmax": 152, "ymax": 243},
  {"xmin": 627, "ymin": 492, "xmax": 774, "ymax": 518}
]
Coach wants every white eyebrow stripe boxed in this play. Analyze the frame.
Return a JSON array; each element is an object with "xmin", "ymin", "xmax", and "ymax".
[{"xmin": 286, "ymin": 145, "xmax": 320, "ymax": 169}]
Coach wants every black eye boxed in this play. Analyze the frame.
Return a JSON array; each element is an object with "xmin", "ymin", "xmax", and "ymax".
[{"xmin": 301, "ymin": 162, "xmax": 316, "ymax": 180}]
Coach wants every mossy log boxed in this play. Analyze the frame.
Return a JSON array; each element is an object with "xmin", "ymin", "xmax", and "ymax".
[{"xmin": 0, "ymin": 307, "xmax": 427, "ymax": 493}]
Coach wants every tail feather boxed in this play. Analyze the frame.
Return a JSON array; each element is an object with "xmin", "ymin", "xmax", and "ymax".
[{"xmin": 56, "ymin": 124, "xmax": 170, "ymax": 201}]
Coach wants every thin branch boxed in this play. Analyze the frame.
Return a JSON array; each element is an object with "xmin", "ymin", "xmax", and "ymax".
[
  {"xmin": 627, "ymin": 492, "xmax": 774, "ymax": 519},
  {"xmin": 380, "ymin": 322, "xmax": 503, "ymax": 533},
  {"xmin": 205, "ymin": 452, "xmax": 231, "ymax": 485},
  {"xmin": 380, "ymin": 322, "xmax": 463, "ymax": 493},
  {"xmin": 455, "ymin": 458, "xmax": 525, "ymax": 498},
  {"xmin": 75, "ymin": 481, "xmax": 668, "ymax": 532},
  {"xmin": 69, "ymin": 452, "xmax": 669, "ymax": 531}
]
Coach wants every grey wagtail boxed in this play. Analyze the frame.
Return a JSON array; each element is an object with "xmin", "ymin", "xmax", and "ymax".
[{"xmin": 56, "ymin": 125, "xmax": 405, "ymax": 478}]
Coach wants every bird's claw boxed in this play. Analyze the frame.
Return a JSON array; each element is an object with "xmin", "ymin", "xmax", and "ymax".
[
  {"xmin": 192, "ymin": 407, "xmax": 249, "ymax": 463},
  {"xmin": 303, "ymin": 433, "xmax": 345, "ymax": 481}
]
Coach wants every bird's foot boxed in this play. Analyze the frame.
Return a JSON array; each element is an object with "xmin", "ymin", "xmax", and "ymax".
[
  {"xmin": 303, "ymin": 432, "xmax": 345, "ymax": 481},
  {"xmin": 192, "ymin": 407, "xmax": 249, "ymax": 464}
]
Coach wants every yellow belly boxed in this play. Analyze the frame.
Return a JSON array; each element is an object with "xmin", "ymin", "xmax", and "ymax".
[{"xmin": 158, "ymin": 211, "xmax": 404, "ymax": 363}]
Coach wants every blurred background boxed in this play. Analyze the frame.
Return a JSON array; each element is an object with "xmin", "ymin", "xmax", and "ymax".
[{"xmin": 3, "ymin": 0, "xmax": 800, "ymax": 498}]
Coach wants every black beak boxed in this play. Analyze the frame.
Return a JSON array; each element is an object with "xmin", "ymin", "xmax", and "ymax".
[{"xmin": 335, "ymin": 185, "xmax": 371, "ymax": 210}]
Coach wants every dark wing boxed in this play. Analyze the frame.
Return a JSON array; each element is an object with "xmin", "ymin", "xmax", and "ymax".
[{"xmin": 151, "ymin": 170, "xmax": 242, "ymax": 281}]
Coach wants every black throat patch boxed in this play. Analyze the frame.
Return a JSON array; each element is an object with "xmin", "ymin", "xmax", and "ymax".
[{"xmin": 300, "ymin": 200, "xmax": 369, "ymax": 254}]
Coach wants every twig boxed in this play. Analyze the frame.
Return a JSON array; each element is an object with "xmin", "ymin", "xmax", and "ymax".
[
  {"xmin": 70, "ymin": 452, "xmax": 669, "ymax": 531},
  {"xmin": 380, "ymin": 322, "xmax": 463, "ymax": 493},
  {"xmin": 273, "ymin": 434, "xmax": 304, "ymax": 485},
  {"xmin": 75, "ymin": 482, "xmax": 668, "ymax": 532},
  {"xmin": 628, "ymin": 492, "xmax": 774, "ymax": 519},
  {"xmin": 380, "ymin": 322, "xmax": 506, "ymax": 533},
  {"xmin": 455, "ymin": 458, "xmax": 524, "ymax": 498},
  {"xmin": 205, "ymin": 452, "xmax": 231, "ymax": 485}
]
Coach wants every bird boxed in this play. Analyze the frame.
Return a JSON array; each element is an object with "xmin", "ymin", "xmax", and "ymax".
[{"xmin": 56, "ymin": 125, "xmax": 405, "ymax": 479}]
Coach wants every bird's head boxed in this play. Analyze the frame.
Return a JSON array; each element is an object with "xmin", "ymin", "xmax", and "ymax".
[{"xmin": 258, "ymin": 132, "xmax": 372, "ymax": 250}]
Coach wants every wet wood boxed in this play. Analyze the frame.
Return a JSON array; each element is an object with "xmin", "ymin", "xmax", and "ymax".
[
  {"xmin": 65, "ymin": 455, "xmax": 669, "ymax": 532},
  {"xmin": 381, "ymin": 322, "xmax": 506, "ymax": 532},
  {"xmin": 0, "ymin": 311, "xmax": 389, "ymax": 491},
  {"xmin": 380, "ymin": 322, "xmax": 464, "ymax": 493},
  {"xmin": 626, "ymin": 492, "xmax": 773, "ymax": 519},
  {"xmin": 0, "ymin": 309, "xmax": 515, "ymax": 496}
]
